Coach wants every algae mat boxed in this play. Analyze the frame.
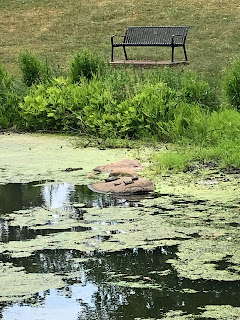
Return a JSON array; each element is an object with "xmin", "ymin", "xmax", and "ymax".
[
  {"xmin": 0, "ymin": 132, "xmax": 127, "ymax": 184},
  {"xmin": 0, "ymin": 133, "xmax": 240, "ymax": 319}
]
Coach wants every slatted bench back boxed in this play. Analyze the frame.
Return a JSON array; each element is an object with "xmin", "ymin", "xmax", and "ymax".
[{"xmin": 124, "ymin": 26, "xmax": 189, "ymax": 46}]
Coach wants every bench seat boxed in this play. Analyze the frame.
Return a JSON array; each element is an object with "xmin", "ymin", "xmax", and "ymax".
[{"xmin": 111, "ymin": 26, "xmax": 189, "ymax": 62}]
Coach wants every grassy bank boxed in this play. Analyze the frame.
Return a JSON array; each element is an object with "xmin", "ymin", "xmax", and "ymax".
[
  {"xmin": 0, "ymin": 0, "xmax": 240, "ymax": 77},
  {"xmin": 0, "ymin": 49, "xmax": 240, "ymax": 173}
]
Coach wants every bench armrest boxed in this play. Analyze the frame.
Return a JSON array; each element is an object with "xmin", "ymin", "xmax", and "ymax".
[
  {"xmin": 171, "ymin": 34, "xmax": 187, "ymax": 44},
  {"xmin": 111, "ymin": 35, "xmax": 125, "ymax": 44}
]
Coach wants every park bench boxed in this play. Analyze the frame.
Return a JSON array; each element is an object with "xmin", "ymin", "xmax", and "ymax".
[{"xmin": 111, "ymin": 26, "xmax": 189, "ymax": 63}]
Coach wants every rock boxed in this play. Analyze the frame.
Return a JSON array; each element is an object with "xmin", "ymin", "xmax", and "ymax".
[
  {"xmin": 123, "ymin": 180, "xmax": 133, "ymax": 185},
  {"xmin": 93, "ymin": 159, "xmax": 144, "ymax": 176},
  {"xmin": 89, "ymin": 177, "xmax": 155, "ymax": 195},
  {"xmin": 90, "ymin": 158, "xmax": 154, "ymax": 195},
  {"xmin": 105, "ymin": 176, "xmax": 120, "ymax": 183}
]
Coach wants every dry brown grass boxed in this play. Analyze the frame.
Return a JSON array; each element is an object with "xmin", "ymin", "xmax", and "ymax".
[{"xmin": 0, "ymin": 0, "xmax": 239, "ymax": 77}]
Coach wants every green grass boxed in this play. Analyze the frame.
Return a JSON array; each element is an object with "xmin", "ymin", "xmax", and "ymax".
[
  {"xmin": 0, "ymin": 0, "xmax": 240, "ymax": 77},
  {"xmin": 0, "ymin": 0, "xmax": 240, "ymax": 172},
  {"xmin": 151, "ymin": 108, "xmax": 240, "ymax": 172}
]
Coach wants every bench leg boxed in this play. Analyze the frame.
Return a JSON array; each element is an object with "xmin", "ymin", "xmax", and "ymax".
[
  {"xmin": 111, "ymin": 45, "xmax": 114, "ymax": 62},
  {"xmin": 171, "ymin": 46, "xmax": 174, "ymax": 63},
  {"xmin": 183, "ymin": 45, "xmax": 188, "ymax": 61},
  {"xmin": 123, "ymin": 46, "xmax": 128, "ymax": 60}
]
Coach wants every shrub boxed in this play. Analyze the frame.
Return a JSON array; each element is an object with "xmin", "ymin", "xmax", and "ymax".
[
  {"xmin": 180, "ymin": 71, "xmax": 217, "ymax": 109},
  {"xmin": 20, "ymin": 77, "xmax": 83, "ymax": 130},
  {"xmin": 19, "ymin": 76, "xmax": 214, "ymax": 139},
  {"xmin": 83, "ymin": 82, "xmax": 178, "ymax": 139},
  {"xmin": 222, "ymin": 57, "xmax": 240, "ymax": 109},
  {"xmin": 0, "ymin": 64, "xmax": 23, "ymax": 129},
  {"xmin": 19, "ymin": 51, "xmax": 51, "ymax": 87},
  {"xmin": 161, "ymin": 102, "xmax": 208, "ymax": 143},
  {"xmin": 69, "ymin": 49, "xmax": 104, "ymax": 82}
]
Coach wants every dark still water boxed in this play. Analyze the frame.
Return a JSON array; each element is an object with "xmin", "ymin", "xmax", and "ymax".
[
  {"xmin": 0, "ymin": 182, "xmax": 239, "ymax": 320},
  {"xmin": 0, "ymin": 181, "xmax": 134, "ymax": 214}
]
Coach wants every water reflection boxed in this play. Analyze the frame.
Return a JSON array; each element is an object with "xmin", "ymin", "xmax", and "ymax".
[
  {"xmin": 42, "ymin": 183, "xmax": 75, "ymax": 209},
  {"xmin": 1, "ymin": 247, "xmax": 240, "ymax": 320},
  {"xmin": 0, "ymin": 182, "xmax": 140, "ymax": 242},
  {"xmin": 0, "ymin": 182, "xmax": 140, "ymax": 215},
  {"xmin": 0, "ymin": 182, "xmax": 43, "ymax": 214},
  {"xmin": 1, "ymin": 182, "xmax": 240, "ymax": 319},
  {"xmin": 1, "ymin": 285, "xmax": 98, "ymax": 320}
]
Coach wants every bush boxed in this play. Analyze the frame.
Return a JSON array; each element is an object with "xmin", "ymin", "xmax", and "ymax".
[
  {"xmin": 83, "ymin": 81, "xmax": 179, "ymax": 139},
  {"xmin": 222, "ymin": 56, "xmax": 240, "ymax": 109},
  {"xmin": 19, "ymin": 50, "xmax": 51, "ymax": 87},
  {"xmin": 69, "ymin": 49, "xmax": 104, "ymax": 82},
  {"xmin": 160, "ymin": 102, "xmax": 208, "ymax": 143},
  {"xmin": 20, "ymin": 77, "xmax": 113, "ymax": 132},
  {"xmin": 180, "ymin": 71, "xmax": 217, "ymax": 109},
  {"xmin": 0, "ymin": 64, "xmax": 23, "ymax": 129},
  {"xmin": 20, "ymin": 77, "xmax": 87, "ymax": 131},
  {"xmin": 19, "ymin": 75, "xmax": 213, "ymax": 139}
]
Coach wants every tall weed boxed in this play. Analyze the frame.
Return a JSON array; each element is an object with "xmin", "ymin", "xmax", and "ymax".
[
  {"xmin": 152, "ymin": 108, "xmax": 240, "ymax": 172},
  {"xmin": 19, "ymin": 51, "xmax": 52, "ymax": 87},
  {"xmin": 180, "ymin": 71, "xmax": 217, "ymax": 109},
  {"xmin": 103, "ymin": 67, "xmax": 218, "ymax": 109},
  {"xmin": 222, "ymin": 56, "xmax": 240, "ymax": 109},
  {"xmin": 0, "ymin": 64, "xmax": 23, "ymax": 129},
  {"xmin": 69, "ymin": 49, "xmax": 105, "ymax": 82}
]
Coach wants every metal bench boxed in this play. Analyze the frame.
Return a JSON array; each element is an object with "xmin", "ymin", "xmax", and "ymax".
[{"xmin": 111, "ymin": 26, "xmax": 189, "ymax": 63}]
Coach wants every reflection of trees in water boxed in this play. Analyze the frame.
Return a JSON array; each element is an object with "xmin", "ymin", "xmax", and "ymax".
[
  {"xmin": 2, "ymin": 247, "xmax": 239, "ymax": 319},
  {"xmin": 1, "ymin": 183, "xmax": 240, "ymax": 318},
  {"xmin": 74, "ymin": 185, "xmax": 134, "ymax": 209},
  {"xmin": 0, "ymin": 182, "xmax": 42, "ymax": 242},
  {"xmin": 0, "ymin": 183, "xmax": 43, "ymax": 214},
  {"xmin": 0, "ymin": 223, "xmax": 40, "ymax": 243},
  {"xmin": 77, "ymin": 248, "xmax": 240, "ymax": 319},
  {"xmin": 0, "ymin": 182, "xmax": 138, "ymax": 242},
  {"xmin": 42, "ymin": 183, "xmax": 75, "ymax": 209}
]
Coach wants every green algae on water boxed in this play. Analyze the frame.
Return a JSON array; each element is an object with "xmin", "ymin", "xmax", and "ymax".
[
  {"xmin": 198, "ymin": 305, "xmax": 240, "ymax": 319},
  {"xmin": 161, "ymin": 310, "xmax": 195, "ymax": 320},
  {"xmin": 7, "ymin": 207, "xmax": 87, "ymax": 230},
  {"xmin": 0, "ymin": 262, "xmax": 65, "ymax": 303},
  {"xmin": 1, "ymin": 196, "xmax": 240, "ymax": 283},
  {"xmin": 0, "ymin": 133, "xmax": 127, "ymax": 185}
]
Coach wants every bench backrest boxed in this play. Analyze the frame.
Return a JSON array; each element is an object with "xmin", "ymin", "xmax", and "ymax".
[{"xmin": 124, "ymin": 26, "xmax": 189, "ymax": 45}]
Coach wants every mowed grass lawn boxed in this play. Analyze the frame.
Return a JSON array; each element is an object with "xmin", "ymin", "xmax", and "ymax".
[{"xmin": 0, "ymin": 0, "xmax": 240, "ymax": 77}]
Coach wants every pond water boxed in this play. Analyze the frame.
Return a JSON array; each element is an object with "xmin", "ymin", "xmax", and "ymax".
[{"xmin": 0, "ymin": 182, "xmax": 239, "ymax": 320}]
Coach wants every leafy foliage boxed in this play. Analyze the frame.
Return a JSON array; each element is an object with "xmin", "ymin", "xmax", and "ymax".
[
  {"xmin": 1, "ymin": 51, "xmax": 240, "ymax": 171},
  {"xmin": 0, "ymin": 64, "xmax": 23, "ymax": 129},
  {"xmin": 19, "ymin": 51, "xmax": 52, "ymax": 87},
  {"xmin": 222, "ymin": 56, "xmax": 240, "ymax": 109},
  {"xmin": 69, "ymin": 49, "xmax": 105, "ymax": 82},
  {"xmin": 20, "ymin": 77, "xmax": 87, "ymax": 131}
]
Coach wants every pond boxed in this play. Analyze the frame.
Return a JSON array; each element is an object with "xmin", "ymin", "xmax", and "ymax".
[{"xmin": 0, "ymin": 182, "xmax": 239, "ymax": 320}]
